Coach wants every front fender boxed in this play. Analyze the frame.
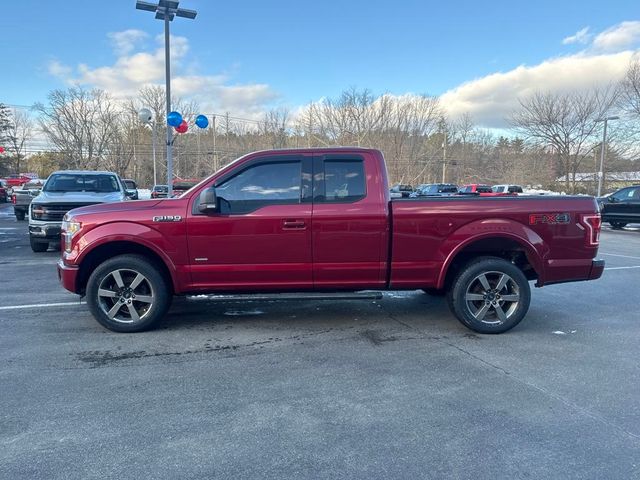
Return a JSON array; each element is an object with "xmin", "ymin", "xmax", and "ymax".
[
  {"xmin": 436, "ymin": 218, "xmax": 548, "ymax": 289},
  {"xmin": 67, "ymin": 221, "xmax": 185, "ymax": 292}
]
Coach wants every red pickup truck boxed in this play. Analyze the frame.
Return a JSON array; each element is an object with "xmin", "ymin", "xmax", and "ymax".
[{"xmin": 58, "ymin": 148, "xmax": 604, "ymax": 334}]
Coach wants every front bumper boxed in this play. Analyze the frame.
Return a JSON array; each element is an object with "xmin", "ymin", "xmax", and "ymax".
[
  {"xmin": 57, "ymin": 259, "xmax": 79, "ymax": 293},
  {"xmin": 29, "ymin": 221, "xmax": 61, "ymax": 240}
]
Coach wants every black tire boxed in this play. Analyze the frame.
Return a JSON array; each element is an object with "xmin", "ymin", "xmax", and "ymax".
[
  {"xmin": 447, "ymin": 257, "xmax": 531, "ymax": 334},
  {"xmin": 421, "ymin": 287, "xmax": 446, "ymax": 297},
  {"xmin": 30, "ymin": 237, "xmax": 48, "ymax": 252},
  {"xmin": 609, "ymin": 221, "xmax": 627, "ymax": 229},
  {"xmin": 86, "ymin": 254, "xmax": 172, "ymax": 333},
  {"xmin": 15, "ymin": 211, "xmax": 25, "ymax": 221}
]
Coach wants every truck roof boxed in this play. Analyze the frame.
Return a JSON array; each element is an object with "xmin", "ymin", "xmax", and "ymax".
[{"xmin": 49, "ymin": 170, "xmax": 118, "ymax": 175}]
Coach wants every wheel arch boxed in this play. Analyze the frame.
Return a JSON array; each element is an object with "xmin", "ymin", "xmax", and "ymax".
[
  {"xmin": 76, "ymin": 240, "xmax": 176, "ymax": 295},
  {"xmin": 437, "ymin": 231, "xmax": 545, "ymax": 290}
]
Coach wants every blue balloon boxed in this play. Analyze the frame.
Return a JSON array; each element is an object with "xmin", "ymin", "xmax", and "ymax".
[
  {"xmin": 167, "ymin": 111, "xmax": 183, "ymax": 127},
  {"xmin": 195, "ymin": 114, "xmax": 209, "ymax": 129}
]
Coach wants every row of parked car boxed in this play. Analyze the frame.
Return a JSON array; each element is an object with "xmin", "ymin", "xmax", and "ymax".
[{"xmin": 389, "ymin": 183, "xmax": 524, "ymax": 198}]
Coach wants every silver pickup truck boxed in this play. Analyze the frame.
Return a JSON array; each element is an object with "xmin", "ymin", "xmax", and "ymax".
[
  {"xmin": 29, "ymin": 170, "xmax": 128, "ymax": 252},
  {"xmin": 12, "ymin": 179, "xmax": 45, "ymax": 221}
]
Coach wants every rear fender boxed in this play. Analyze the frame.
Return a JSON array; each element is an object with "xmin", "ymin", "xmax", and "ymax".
[{"xmin": 436, "ymin": 218, "xmax": 548, "ymax": 289}]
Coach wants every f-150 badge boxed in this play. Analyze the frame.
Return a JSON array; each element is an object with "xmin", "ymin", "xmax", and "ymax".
[{"xmin": 153, "ymin": 215, "xmax": 182, "ymax": 222}]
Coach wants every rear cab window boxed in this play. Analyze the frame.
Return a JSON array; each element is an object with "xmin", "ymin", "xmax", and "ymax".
[{"xmin": 314, "ymin": 157, "xmax": 366, "ymax": 203}]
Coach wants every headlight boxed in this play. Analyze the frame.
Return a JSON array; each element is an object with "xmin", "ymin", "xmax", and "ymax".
[
  {"xmin": 31, "ymin": 203, "xmax": 44, "ymax": 219},
  {"xmin": 62, "ymin": 215, "xmax": 82, "ymax": 253}
]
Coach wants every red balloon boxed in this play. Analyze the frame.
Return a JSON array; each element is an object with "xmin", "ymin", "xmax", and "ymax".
[
  {"xmin": 175, "ymin": 120, "xmax": 188, "ymax": 134},
  {"xmin": 0, "ymin": 146, "xmax": 5, "ymax": 154}
]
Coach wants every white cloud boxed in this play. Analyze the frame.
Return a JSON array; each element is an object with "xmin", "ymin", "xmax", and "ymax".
[
  {"xmin": 441, "ymin": 51, "xmax": 634, "ymax": 128},
  {"xmin": 47, "ymin": 30, "xmax": 279, "ymax": 118},
  {"xmin": 592, "ymin": 21, "xmax": 640, "ymax": 52},
  {"xmin": 47, "ymin": 60, "xmax": 72, "ymax": 80},
  {"xmin": 107, "ymin": 29, "xmax": 149, "ymax": 55},
  {"xmin": 562, "ymin": 27, "xmax": 591, "ymax": 45}
]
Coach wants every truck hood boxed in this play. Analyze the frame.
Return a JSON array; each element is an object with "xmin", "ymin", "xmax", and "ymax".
[
  {"xmin": 34, "ymin": 191, "xmax": 125, "ymax": 204},
  {"xmin": 69, "ymin": 199, "xmax": 163, "ymax": 217}
]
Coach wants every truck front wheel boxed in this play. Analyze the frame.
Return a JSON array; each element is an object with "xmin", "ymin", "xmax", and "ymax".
[
  {"xmin": 447, "ymin": 257, "xmax": 531, "ymax": 334},
  {"xmin": 86, "ymin": 254, "xmax": 172, "ymax": 333},
  {"xmin": 30, "ymin": 237, "xmax": 49, "ymax": 252}
]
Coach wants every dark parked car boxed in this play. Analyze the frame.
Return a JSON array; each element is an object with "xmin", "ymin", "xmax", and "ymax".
[
  {"xmin": 390, "ymin": 184, "xmax": 414, "ymax": 198},
  {"xmin": 123, "ymin": 179, "xmax": 139, "ymax": 200},
  {"xmin": 598, "ymin": 185, "xmax": 640, "ymax": 229},
  {"xmin": 151, "ymin": 184, "xmax": 169, "ymax": 198},
  {"xmin": 0, "ymin": 179, "xmax": 9, "ymax": 202},
  {"xmin": 411, "ymin": 183, "xmax": 458, "ymax": 197}
]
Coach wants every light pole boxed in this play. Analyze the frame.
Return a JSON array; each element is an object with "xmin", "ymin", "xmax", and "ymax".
[
  {"xmin": 595, "ymin": 116, "xmax": 618, "ymax": 197},
  {"xmin": 138, "ymin": 108, "xmax": 157, "ymax": 186},
  {"xmin": 136, "ymin": 0, "xmax": 197, "ymax": 197}
]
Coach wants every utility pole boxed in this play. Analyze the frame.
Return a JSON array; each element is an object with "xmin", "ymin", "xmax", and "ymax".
[
  {"xmin": 595, "ymin": 116, "xmax": 618, "ymax": 197},
  {"xmin": 212, "ymin": 115, "xmax": 217, "ymax": 172},
  {"xmin": 441, "ymin": 130, "xmax": 447, "ymax": 184}
]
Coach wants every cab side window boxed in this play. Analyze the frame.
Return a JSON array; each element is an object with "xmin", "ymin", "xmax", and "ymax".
[{"xmin": 216, "ymin": 161, "xmax": 302, "ymax": 214}]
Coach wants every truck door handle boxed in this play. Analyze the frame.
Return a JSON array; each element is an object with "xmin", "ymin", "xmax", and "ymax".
[{"xmin": 283, "ymin": 219, "xmax": 306, "ymax": 230}]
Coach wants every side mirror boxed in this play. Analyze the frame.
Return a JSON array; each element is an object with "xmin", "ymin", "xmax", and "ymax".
[
  {"xmin": 608, "ymin": 196, "xmax": 615, "ymax": 203},
  {"xmin": 198, "ymin": 187, "xmax": 218, "ymax": 213},
  {"xmin": 125, "ymin": 189, "xmax": 136, "ymax": 199}
]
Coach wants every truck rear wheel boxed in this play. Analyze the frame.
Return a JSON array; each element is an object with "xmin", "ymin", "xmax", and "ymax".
[
  {"xmin": 609, "ymin": 221, "xmax": 627, "ymax": 229},
  {"xmin": 447, "ymin": 257, "xmax": 531, "ymax": 334},
  {"xmin": 15, "ymin": 211, "xmax": 26, "ymax": 221},
  {"xmin": 30, "ymin": 237, "xmax": 48, "ymax": 252},
  {"xmin": 86, "ymin": 254, "xmax": 172, "ymax": 333}
]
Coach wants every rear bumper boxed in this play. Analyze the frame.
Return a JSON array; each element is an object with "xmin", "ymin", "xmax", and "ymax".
[
  {"xmin": 57, "ymin": 259, "xmax": 79, "ymax": 293},
  {"xmin": 589, "ymin": 259, "xmax": 605, "ymax": 280},
  {"xmin": 540, "ymin": 258, "xmax": 605, "ymax": 286}
]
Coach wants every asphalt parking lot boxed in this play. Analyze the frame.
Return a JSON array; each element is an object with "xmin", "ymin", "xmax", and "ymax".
[{"xmin": 0, "ymin": 202, "xmax": 639, "ymax": 479}]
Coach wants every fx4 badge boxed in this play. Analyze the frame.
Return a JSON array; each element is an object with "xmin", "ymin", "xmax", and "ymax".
[
  {"xmin": 529, "ymin": 213, "xmax": 570, "ymax": 225},
  {"xmin": 153, "ymin": 215, "xmax": 182, "ymax": 222}
]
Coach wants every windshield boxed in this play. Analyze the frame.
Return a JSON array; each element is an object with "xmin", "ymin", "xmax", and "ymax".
[{"xmin": 44, "ymin": 174, "xmax": 121, "ymax": 193}]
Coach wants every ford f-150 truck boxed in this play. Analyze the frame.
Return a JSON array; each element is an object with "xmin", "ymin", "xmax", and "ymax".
[{"xmin": 57, "ymin": 148, "xmax": 604, "ymax": 334}]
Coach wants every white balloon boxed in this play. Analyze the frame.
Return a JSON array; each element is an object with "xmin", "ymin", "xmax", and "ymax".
[{"xmin": 138, "ymin": 108, "xmax": 153, "ymax": 123}]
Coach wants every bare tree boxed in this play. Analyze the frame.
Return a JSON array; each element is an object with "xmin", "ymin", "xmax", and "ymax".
[
  {"xmin": 510, "ymin": 88, "xmax": 619, "ymax": 192},
  {"xmin": 620, "ymin": 57, "xmax": 640, "ymax": 118},
  {"xmin": 4, "ymin": 108, "xmax": 33, "ymax": 173},
  {"xmin": 35, "ymin": 88, "xmax": 120, "ymax": 170}
]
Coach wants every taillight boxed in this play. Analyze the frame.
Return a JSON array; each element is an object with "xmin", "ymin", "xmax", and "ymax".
[
  {"xmin": 580, "ymin": 214, "xmax": 601, "ymax": 247},
  {"xmin": 11, "ymin": 194, "xmax": 16, "ymax": 204}
]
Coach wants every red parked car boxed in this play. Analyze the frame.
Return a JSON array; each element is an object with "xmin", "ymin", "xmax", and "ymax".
[
  {"xmin": 58, "ymin": 148, "xmax": 603, "ymax": 334},
  {"xmin": 458, "ymin": 184, "xmax": 502, "ymax": 196},
  {"xmin": 5, "ymin": 174, "xmax": 33, "ymax": 188}
]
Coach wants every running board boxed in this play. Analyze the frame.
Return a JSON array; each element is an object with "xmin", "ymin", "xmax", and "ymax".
[{"xmin": 186, "ymin": 292, "xmax": 384, "ymax": 302}]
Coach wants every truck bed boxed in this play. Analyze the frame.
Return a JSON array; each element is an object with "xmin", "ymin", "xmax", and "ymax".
[{"xmin": 389, "ymin": 195, "xmax": 600, "ymax": 288}]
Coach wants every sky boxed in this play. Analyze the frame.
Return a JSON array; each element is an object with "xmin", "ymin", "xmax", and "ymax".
[{"xmin": 2, "ymin": 0, "xmax": 639, "ymax": 128}]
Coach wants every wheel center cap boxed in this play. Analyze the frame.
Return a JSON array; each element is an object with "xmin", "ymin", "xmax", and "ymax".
[{"xmin": 487, "ymin": 292, "xmax": 496, "ymax": 301}]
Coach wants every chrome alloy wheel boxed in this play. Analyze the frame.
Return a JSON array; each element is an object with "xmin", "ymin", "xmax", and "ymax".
[
  {"xmin": 97, "ymin": 269, "xmax": 155, "ymax": 324},
  {"xmin": 463, "ymin": 271, "xmax": 520, "ymax": 325}
]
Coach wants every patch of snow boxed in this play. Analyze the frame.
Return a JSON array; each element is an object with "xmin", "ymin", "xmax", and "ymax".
[
  {"xmin": 138, "ymin": 189, "xmax": 152, "ymax": 200},
  {"xmin": 223, "ymin": 309, "xmax": 264, "ymax": 316}
]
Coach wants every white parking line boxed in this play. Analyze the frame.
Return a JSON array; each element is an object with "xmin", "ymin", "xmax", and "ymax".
[
  {"xmin": 600, "ymin": 252, "xmax": 640, "ymax": 260},
  {"xmin": 0, "ymin": 301, "xmax": 85, "ymax": 311},
  {"xmin": 604, "ymin": 266, "xmax": 640, "ymax": 271}
]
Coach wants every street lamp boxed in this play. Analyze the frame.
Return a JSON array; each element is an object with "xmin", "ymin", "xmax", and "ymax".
[
  {"xmin": 136, "ymin": 0, "xmax": 197, "ymax": 197},
  {"xmin": 594, "ymin": 116, "xmax": 619, "ymax": 197}
]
